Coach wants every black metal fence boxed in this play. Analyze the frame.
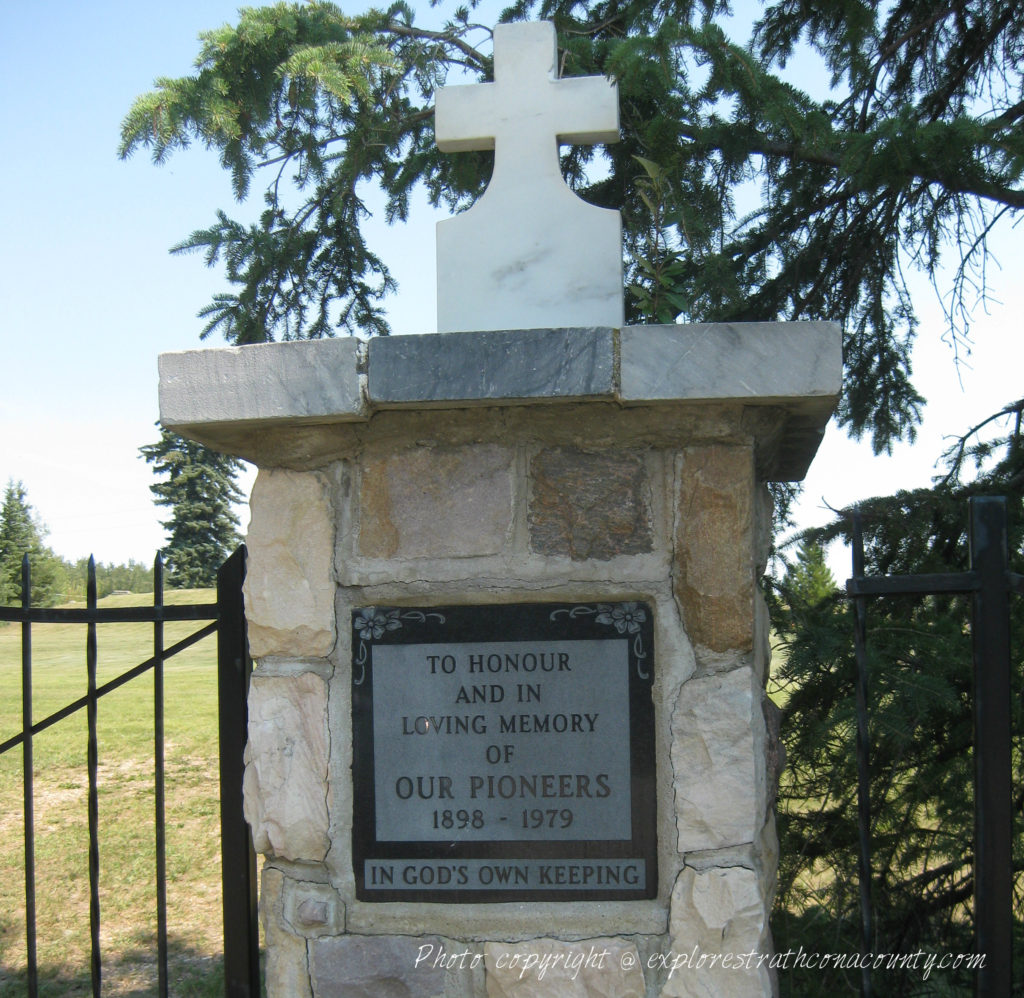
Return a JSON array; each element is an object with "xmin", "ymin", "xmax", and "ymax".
[
  {"xmin": 847, "ymin": 495, "xmax": 1023, "ymax": 998},
  {"xmin": 0, "ymin": 546, "xmax": 259, "ymax": 998}
]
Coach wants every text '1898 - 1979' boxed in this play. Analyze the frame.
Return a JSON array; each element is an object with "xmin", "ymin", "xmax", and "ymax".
[{"xmin": 351, "ymin": 601, "xmax": 656, "ymax": 902}]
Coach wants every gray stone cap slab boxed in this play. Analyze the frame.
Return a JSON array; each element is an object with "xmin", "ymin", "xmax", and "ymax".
[
  {"xmin": 159, "ymin": 320, "xmax": 841, "ymax": 479},
  {"xmin": 367, "ymin": 326, "xmax": 615, "ymax": 403},
  {"xmin": 159, "ymin": 337, "xmax": 365, "ymax": 427},
  {"xmin": 619, "ymin": 321, "xmax": 841, "ymax": 404}
]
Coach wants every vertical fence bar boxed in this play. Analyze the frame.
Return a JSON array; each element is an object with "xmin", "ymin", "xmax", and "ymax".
[
  {"xmin": 21, "ymin": 556, "xmax": 38, "ymax": 998},
  {"xmin": 850, "ymin": 511, "xmax": 873, "ymax": 998},
  {"xmin": 968, "ymin": 497, "xmax": 1012, "ymax": 997},
  {"xmin": 86, "ymin": 556, "xmax": 101, "ymax": 997},
  {"xmin": 153, "ymin": 556, "xmax": 169, "ymax": 998},
  {"xmin": 217, "ymin": 547, "xmax": 259, "ymax": 998},
  {"xmin": 3, "ymin": 555, "xmax": 226, "ymax": 994}
]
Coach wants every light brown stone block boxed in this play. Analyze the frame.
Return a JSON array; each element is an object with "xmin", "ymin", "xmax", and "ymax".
[
  {"xmin": 485, "ymin": 938, "xmax": 645, "ymax": 997},
  {"xmin": 311, "ymin": 934, "xmax": 457, "ymax": 998},
  {"xmin": 244, "ymin": 468, "xmax": 336, "ymax": 657},
  {"xmin": 529, "ymin": 447, "xmax": 653, "ymax": 560},
  {"xmin": 359, "ymin": 444, "xmax": 514, "ymax": 559},
  {"xmin": 674, "ymin": 445, "xmax": 755, "ymax": 653},
  {"xmin": 671, "ymin": 666, "xmax": 766, "ymax": 852},
  {"xmin": 261, "ymin": 868, "xmax": 313, "ymax": 998},
  {"xmin": 663, "ymin": 866, "xmax": 773, "ymax": 997},
  {"xmin": 282, "ymin": 878, "xmax": 345, "ymax": 938},
  {"xmin": 244, "ymin": 672, "xmax": 330, "ymax": 862}
]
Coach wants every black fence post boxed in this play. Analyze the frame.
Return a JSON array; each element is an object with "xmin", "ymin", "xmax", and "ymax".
[
  {"xmin": 21, "ymin": 556, "xmax": 38, "ymax": 998},
  {"xmin": 86, "ymin": 556, "xmax": 102, "ymax": 997},
  {"xmin": 217, "ymin": 546, "xmax": 260, "ymax": 998},
  {"xmin": 850, "ymin": 511, "xmax": 873, "ymax": 998},
  {"xmin": 153, "ymin": 556, "xmax": 169, "ymax": 998},
  {"xmin": 968, "ymin": 497, "xmax": 1012, "ymax": 997}
]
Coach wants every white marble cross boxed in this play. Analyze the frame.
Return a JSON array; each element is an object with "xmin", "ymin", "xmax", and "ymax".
[{"xmin": 434, "ymin": 21, "xmax": 624, "ymax": 333}]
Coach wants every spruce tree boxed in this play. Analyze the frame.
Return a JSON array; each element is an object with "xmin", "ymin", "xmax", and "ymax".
[
  {"xmin": 121, "ymin": 2, "xmax": 1024, "ymax": 984},
  {"xmin": 769, "ymin": 408, "xmax": 1024, "ymax": 995},
  {"xmin": 782, "ymin": 539, "xmax": 838, "ymax": 608},
  {"xmin": 140, "ymin": 429, "xmax": 245, "ymax": 588},
  {"xmin": 0, "ymin": 480, "xmax": 64, "ymax": 607},
  {"xmin": 119, "ymin": 0, "xmax": 1024, "ymax": 453}
]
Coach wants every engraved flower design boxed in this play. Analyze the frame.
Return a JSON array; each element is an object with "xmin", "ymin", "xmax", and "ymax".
[
  {"xmin": 352, "ymin": 607, "xmax": 447, "ymax": 685},
  {"xmin": 550, "ymin": 601, "xmax": 649, "ymax": 679},
  {"xmin": 354, "ymin": 608, "xmax": 401, "ymax": 641},
  {"xmin": 595, "ymin": 602, "xmax": 646, "ymax": 635}
]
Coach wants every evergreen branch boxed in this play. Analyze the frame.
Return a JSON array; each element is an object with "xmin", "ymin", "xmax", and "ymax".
[
  {"xmin": 854, "ymin": 3, "xmax": 956, "ymax": 131},
  {"xmin": 381, "ymin": 20, "xmax": 489, "ymax": 71},
  {"xmin": 939, "ymin": 398, "xmax": 1024, "ymax": 485},
  {"xmin": 941, "ymin": 202, "xmax": 1013, "ymax": 354},
  {"xmin": 253, "ymin": 107, "xmax": 435, "ymax": 170},
  {"xmin": 920, "ymin": 3, "xmax": 1019, "ymax": 123},
  {"xmin": 255, "ymin": 133, "xmax": 347, "ymax": 170},
  {"xmin": 735, "ymin": 132, "xmax": 1024, "ymax": 210},
  {"xmin": 991, "ymin": 98, "xmax": 1024, "ymax": 128}
]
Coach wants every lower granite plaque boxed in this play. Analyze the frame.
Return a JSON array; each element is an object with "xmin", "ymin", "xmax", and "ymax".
[{"xmin": 351, "ymin": 601, "xmax": 656, "ymax": 902}]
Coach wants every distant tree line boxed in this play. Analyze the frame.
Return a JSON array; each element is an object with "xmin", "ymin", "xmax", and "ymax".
[
  {"xmin": 2, "ymin": 426, "xmax": 244, "ymax": 608},
  {"xmin": 0, "ymin": 480, "xmax": 159, "ymax": 606},
  {"xmin": 61, "ymin": 558, "xmax": 157, "ymax": 600},
  {"xmin": 0, "ymin": 478, "xmax": 201, "ymax": 608},
  {"xmin": 0, "ymin": 480, "xmax": 66, "ymax": 606}
]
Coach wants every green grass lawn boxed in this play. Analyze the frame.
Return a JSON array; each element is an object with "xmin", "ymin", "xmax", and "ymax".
[{"xmin": 0, "ymin": 590, "xmax": 239, "ymax": 997}]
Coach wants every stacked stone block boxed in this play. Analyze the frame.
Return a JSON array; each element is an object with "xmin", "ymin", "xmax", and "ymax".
[{"xmin": 159, "ymin": 324, "xmax": 840, "ymax": 998}]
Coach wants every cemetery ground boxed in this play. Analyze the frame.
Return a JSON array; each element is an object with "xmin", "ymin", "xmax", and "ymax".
[
  {"xmin": 1, "ymin": 589, "xmax": 1011, "ymax": 994},
  {"xmin": 0, "ymin": 590, "xmax": 260, "ymax": 997}
]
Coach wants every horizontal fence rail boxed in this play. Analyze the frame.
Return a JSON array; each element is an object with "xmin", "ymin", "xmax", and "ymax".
[
  {"xmin": 0, "ymin": 604, "xmax": 220, "ymax": 624},
  {"xmin": 0, "ymin": 548, "xmax": 257, "ymax": 998}
]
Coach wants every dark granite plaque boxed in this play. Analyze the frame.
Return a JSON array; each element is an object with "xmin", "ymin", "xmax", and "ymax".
[{"xmin": 351, "ymin": 601, "xmax": 656, "ymax": 902}]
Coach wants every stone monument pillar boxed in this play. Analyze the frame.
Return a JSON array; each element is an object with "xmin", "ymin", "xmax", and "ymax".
[
  {"xmin": 159, "ymin": 321, "xmax": 839, "ymax": 998},
  {"xmin": 156, "ymin": 20, "xmax": 841, "ymax": 997}
]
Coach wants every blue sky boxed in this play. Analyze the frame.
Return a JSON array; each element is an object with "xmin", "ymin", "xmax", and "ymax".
[
  {"xmin": 1, "ymin": 2, "xmax": 1021, "ymax": 571},
  {"xmin": 1, "ymin": 1, "xmax": 256, "ymax": 562},
  {"xmin": 0, "ymin": 0, "xmax": 442, "ymax": 563}
]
